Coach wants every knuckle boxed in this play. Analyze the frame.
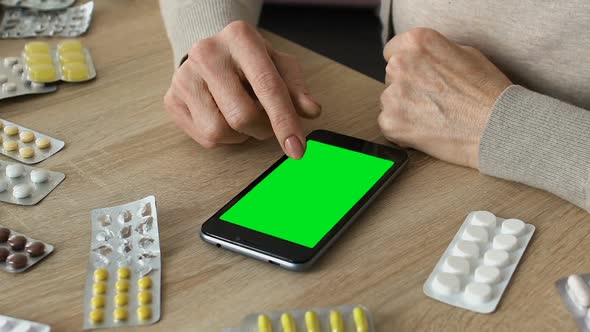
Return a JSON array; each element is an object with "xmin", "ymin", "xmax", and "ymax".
[
  {"xmin": 189, "ymin": 38, "xmax": 218, "ymax": 63},
  {"xmin": 224, "ymin": 108, "xmax": 253, "ymax": 132},
  {"xmin": 200, "ymin": 124, "xmax": 225, "ymax": 143},
  {"xmin": 270, "ymin": 114, "xmax": 293, "ymax": 133},
  {"xmin": 405, "ymin": 27, "xmax": 441, "ymax": 47},
  {"xmin": 223, "ymin": 20, "xmax": 255, "ymax": 39},
  {"xmin": 252, "ymin": 71, "xmax": 284, "ymax": 96}
]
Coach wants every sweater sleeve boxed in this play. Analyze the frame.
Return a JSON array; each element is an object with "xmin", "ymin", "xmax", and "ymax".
[
  {"xmin": 479, "ymin": 85, "xmax": 590, "ymax": 212},
  {"xmin": 159, "ymin": 0, "xmax": 263, "ymax": 67}
]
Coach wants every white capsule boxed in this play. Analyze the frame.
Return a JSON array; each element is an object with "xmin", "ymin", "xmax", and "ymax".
[
  {"xmin": 470, "ymin": 211, "xmax": 496, "ymax": 228},
  {"xmin": 454, "ymin": 240, "xmax": 480, "ymax": 258},
  {"xmin": 13, "ymin": 184, "xmax": 32, "ymax": 199},
  {"xmin": 484, "ymin": 249, "xmax": 510, "ymax": 267},
  {"xmin": 12, "ymin": 64, "xmax": 23, "ymax": 74},
  {"xmin": 474, "ymin": 266, "xmax": 501, "ymax": 284},
  {"xmin": 502, "ymin": 219, "xmax": 526, "ymax": 236},
  {"xmin": 2, "ymin": 82, "xmax": 17, "ymax": 93},
  {"xmin": 464, "ymin": 282, "xmax": 493, "ymax": 304},
  {"xmin": 0, "ymin": 179, "xmax": 7, "ymax": 193},
  {"xmin": 493, "ymin": 234, "xmax": 518, "ymax": 251},
  {"xmin": 443, "ymin": 256, "xmax": 470, "ymax": 275},
  {"xmin": 6, "ymin": 164, "xmax": 25, "ymax": 178},
  {"xmin": 30, "ymin": 169, "xmax": 50, "ymax": 183},
  {"xmin": 463, "ymin": 225, "xmax": 488, "ymax": 243},
  {"xmin": 3, "ymin": 57, "xmax": 18, "ymax": 67},
  {"xmin": 567, "ymin": 274, "xmax": 590, "ymax": 307},
  {"xmin": 432, "ymin": 272, "xmax": 461, "ymax": 295}
]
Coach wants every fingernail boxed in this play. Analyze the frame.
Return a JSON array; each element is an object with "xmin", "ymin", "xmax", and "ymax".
[{"xmin": 284, "ymin": 136, "xmax": 304, "ymax": 159}]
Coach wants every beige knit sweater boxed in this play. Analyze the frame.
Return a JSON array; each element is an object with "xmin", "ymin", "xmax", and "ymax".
[{"xmin": 159, "ymin": 0, "xmax": 590, "ymax": 212}]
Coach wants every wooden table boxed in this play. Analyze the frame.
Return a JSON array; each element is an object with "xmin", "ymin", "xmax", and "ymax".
[{"xmin": 1, "ymin": 1, "xmax": 588, "ymax": 331}]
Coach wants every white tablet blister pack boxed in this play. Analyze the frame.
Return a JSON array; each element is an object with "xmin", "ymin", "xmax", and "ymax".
[
  {"xmin": 0, "ymin": 315, "xmax": 50, "ymax": 332},
  {"xmin": 1, "ymin": 56, "xmax": 57, "ymax": 100},
  {"xmin": 0, "ymin": 118, "xmax": 65, "ymax": 164},
  {"xmin": 0, "ymin": 1, "xmax": 93, "ymax": 39},
  {"xmin": 0, "ymin": 0, "xmax": 75, "ymax": 11},
  {"xmin": 0, "ymin": 161, "xmax": 65, "ymax": 205},
  {"xmin": 556, "ymin": 274, "xmax": 590, "ymax": 332},
  {"xmin": 423, "ymin": 211, "xmax": 535, "ymax": 313}
]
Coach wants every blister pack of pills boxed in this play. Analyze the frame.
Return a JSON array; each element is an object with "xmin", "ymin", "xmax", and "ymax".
[
  {"xmin": 423, "ymin": 211, "xmax": 535, "ymax": 313},
  {"xmin": 0, "ymin": 1, "xmax": 93, "ymax": 38},
  {"xmin": 23, "ymin": 40, "xmax": 96, "ymax": 83},
  {"xmin": 227, "ymin": 305, "xmax": 375, "ymax": 332},
  {"xmin": 0, "ymin": 226, "xmax": 54, "ymax": 273},
  {"xmin": 83, "ymin": 196, "xmax": 161, "ymax": 329},
  {"xmin": 556, "ymin": 274, "xmax": 590, "ymax": 332},
  {"xmin": 0, "ymin": 315, "xmax": 50, "ymax": 332},
  {"xmin": 0, "ymin": 56, "xmax": 56, "ymax": 100},
  {"xmin": 0, "ymin": 161, "xmax": 65, "ymax": 205},
  {"xmin": 0, "ymin": 0, "xmax": 75, "ymax": 11},
  {"xmin": 0, "ymin": 119, "xmax": 65, "ymax": 164}
]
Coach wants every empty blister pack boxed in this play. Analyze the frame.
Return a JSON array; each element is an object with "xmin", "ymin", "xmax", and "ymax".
[
  {"xmin": 0, "ymin": 1, "xmax": 93, "ymax": 38},
  {"xmin": 0, "ymin": 161, "xmax": 65, "ymax": 205},
  {"xmin": 1, "ymin": 55, "xmax": 56, "ymax": 100},
  {"xmin": 83, "ymin": 196, "xmax": 161, "ymax": 329},
  {"xmin": 0, "ymin": 0, "xmax": 75, "ymax": 10},
  {"xmin": 1, "ymin": 118, "xmax": 65, "ymax": 164},
  {"xmin": 423, "ymin": 211, "xmax": 535, "ymax": 313},
  {"xmin": 230, "ymin": 305, "xmax": 375, "ymax": 332},
  {"xmin": 23, "ymin": 40, "xmax": 96, "ymax": 83},
  {"xmin": 556, "ymin": 274, "xmax": 590, "ymax": 332},
  {"xmin": 0, "ymin": 226, "xmax": 54, "ymax": 273},
  {"xmin": 0, "ymin": 315, "xmax": 50, "ymax": 332}
]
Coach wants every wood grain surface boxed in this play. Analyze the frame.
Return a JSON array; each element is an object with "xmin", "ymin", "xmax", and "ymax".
[{"xmin": 0, "ymin": 1, "xmax": 588, "ymax": 331}]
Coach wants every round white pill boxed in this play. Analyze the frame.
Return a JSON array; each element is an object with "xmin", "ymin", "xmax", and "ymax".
[
  {"xmin": 432, "ymin": 272, "xmax": 461, "ymax": 295},
  {"xmin": 0, "ymin": 179, "xmax": 7, "ymax": 193},
  {"xmin": 567, "ymin": 274, "xmax": 590, "ymax": 307},
  {"xmin": 5, "ymin": 164, "xmax": 25, "ymax": 178},
  {"xmin": 2, "ymin": 82, "xmax": 17, "ymax": 93},
  {"xmin": 30, "ymin": 169, "xmax": 50, "ymax": 183},
  {"xmin": 12, "ymin": 64, "xmax": 23, "ymax": 74},
  {"xmin": 3, "ymin": 57, "xmax": 18, "ymax": 67},
  {"xmin": 13, "ymin": 184, "xmax": 32, "ymax": 199},
  {"xmin": 474, "ymin": 266, "xmax": 501, "ymax": 284},
  {"xmin": 464, "ymin": 282, "xmax": 493, "ymax": 304},
  {"xmin": 0, "ymin": 74, "xmax": 7, "ymax": 83},
  {"xmin": 454, "ymin": 240, "xmax": 480, "ymax": 258},
  {"xmin": 443, "ymin": 256, "xmax": 470, "ymax": 275},
  {"xmin": 30, "ymin": 81, "xmax": 45, "ymax": 91},
  {"xmin": 493, "ymin": 234, "xmax": 518, "ymax": 251},
  {"xmin": 484, "ymin": 249, "xmax": 510, "ymax": 267},
  {"xmin": 470, "ymin": 211, "xmax": 496, "ymax": 228},
  {"xmin": 502, "ymin": 219, "xmax": 526, "ymax": 236},
  {"xmin": 463, "ymin": 225, "xmax": 488, "ymax": 243}
]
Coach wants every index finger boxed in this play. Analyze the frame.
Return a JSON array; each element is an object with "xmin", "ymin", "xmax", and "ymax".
[{"xmin": 227, "ymin": 32, "xmax": 306, "ymax": 159}]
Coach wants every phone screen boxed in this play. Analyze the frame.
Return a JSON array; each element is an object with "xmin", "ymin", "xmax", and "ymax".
[{"xmin": 220, "ymin": 140, "xmax": 395, "ymax": 248}]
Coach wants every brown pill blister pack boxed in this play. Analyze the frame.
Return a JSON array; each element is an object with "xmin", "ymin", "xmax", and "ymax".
[{"xmin": 0, "ymin": 225, "xmax": 54, "ymax": 273}]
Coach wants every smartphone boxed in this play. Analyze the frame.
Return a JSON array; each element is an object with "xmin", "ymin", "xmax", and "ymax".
[{"xmin": 201, "ymin": 130, "xmax": 408, "ymax": 271}]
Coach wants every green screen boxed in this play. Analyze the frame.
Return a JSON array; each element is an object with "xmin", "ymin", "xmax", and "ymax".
[{"xmin": 220, "ymin": 140, "xmax": 394, "ymax": 248}]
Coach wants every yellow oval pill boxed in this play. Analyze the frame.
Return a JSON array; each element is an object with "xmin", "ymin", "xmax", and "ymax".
[
  {"xmin": 62, "ymin": 62, "xmax": 90, "ymax": 82},
  {"xmin": 137, "ymin": 291, "xmax": 152, "ymax": 305},
  {"xmin": 91, "ymin": 296, "xmax": 105, "ymax": 309},
  {"xmin": 113, "ymin": 308, "xmax": 128, "ymax": 321},
  {"xmin": 19, "ymin": 131, "xmax": 35, "ymax": 143},
  {"xmin": 4, "ymin": 126, "xmax": 18, "ymax": 136},
  {"xmin": 26, "ymin": 53, "xmax": 53, "ymax": 66},
  {"xmin": 35, "ymin": 137, "xmax": 51, "ymax": 149},
  {"xmin": 305, "ymin": 311, "xmax": 320, "ymax": 332},
  {"xmin": 137, "ymin": 276, "xmax": 152, "ymax": 290},
  {"xmin": 257, "ymin": 314, "xmax": 272, "ymax": 332},
  {"xmin": 88, "ymin": 309, "xmax": 104, "ymax": 324},
  {"xmin": 115, "ymin": 279, "xmax": 129, "ymax": 292},
  {"xmin": 59, "ymin": 52, "xmax": 86, "ymax": 64},
  {"xmin": 117, "ymin": 267, "xmax": 131, "ymax": 279},
  {"xmin": 58, "ymin": 40, "xmax": 84, "ymax": 53},
  {"xmin": 28, "ymin": 64, "xmax": 57, "ymax": 83},
  {"xmin": 353, "ymin": 307, "xmax": 369, "ymax": 332},
  {"xmin": 3, "ymin": 141, "xmax": 18, "ymax": 152},
  {"xmin": 114, "ymin": 293, "xmax": 128, "ymax": 307},
  {"xmin": 93, "ymin": 282, "xmax": 107, "ymax": 295},
  {"xmin": 280, "ymin": 313, "xmax": 296, "ymax": 332},
  {"xmin": 19, "ymin": 146, "xmax": 35, "ymax": 158},
  {"xmin": 330, "ymin": 310, "xmax": 344, "ymax": 332},
  {"xmin": 137, "ymin": 306, "xmax": 152, "ymax": 321},
  {"xmin": 25, "ymin": 41, "xmax": 50, "ymax": 56},
  {"xmin": 94, "ymin": 268, "xmax": 109, "ymax": 281}
]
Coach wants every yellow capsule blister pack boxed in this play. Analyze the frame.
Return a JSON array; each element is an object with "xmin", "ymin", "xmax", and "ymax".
[
  {"xmin": 23, "ymin": 40, "xmax": 96, "ymax": 84},
  {"xmin": 226, "ymin": 305, "xmax": 375, "ymax": 332}
]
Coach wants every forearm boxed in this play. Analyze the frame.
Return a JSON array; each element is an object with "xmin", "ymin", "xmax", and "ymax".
[
  {"xmin": 159, "ymin": 0, "xmax": 263, "ymax": 66},
  {"xmin": 480, "ymin": 85, "xmax": 590, "ymax": 212}
]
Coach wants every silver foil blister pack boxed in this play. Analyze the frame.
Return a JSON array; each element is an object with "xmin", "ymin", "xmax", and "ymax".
[
  {"xmin": 0, "ymin": 1, "xmax": 93, "ymax": 38},
  {"xmin": 0, "ymin": 315, "xmax": 50, "ymax": 332},
  {"xmin": 0, "ymin": 56, "xmax": 56, "ymax": 100},
  {"xmin": 556, "ymin": 274, "xmax": 590, "ymax": 332},
  {"xmin": 0, "ymin": 160, "xmax": 65, "ymax": 205},
  {"xmin": 0, "ymin": 0, "xmax": 75, "ymax": 10},
  {"xmin": 0, "ymin": 225, "xmax": 54, "ymax": 273},
  {"xmin": 0, "ymin": 118, "xmax": 65, "ymax": 164},
  {"xmin": 83, "ymin": 196, "xmax": 161, "ymax": 329}
]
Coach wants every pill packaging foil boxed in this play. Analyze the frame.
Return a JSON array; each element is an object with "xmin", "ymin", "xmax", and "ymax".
[
  {"xmin": 0, "ymin": 0, "xmax": 75, "ymax": 10},
  {"xmin": 0, "ymin": 1, "xmax": 93, "ymax": 38},
  {"xmin": 423, "ymin": 211, "xmax": 535, "ymax": 313},
  {"xmin": 233, "ymin": 305, "xmax": 375, "ymax": 332},
  {"xmin": 0, "ymin": 225, "xmax": 54, "ymax": 273},
  {"xmin": 83, "ymin": 196, "xmax": 161, "ymax": 329},
  {"xmin": 23, "ymin": 43, "xmax": 96, "ymax": 83},
  {"xmin": 0, "ymin": 161, "xmax": 65, "ymax": 205},
  {"xmin": 0, "ymin": 315, "xmax": 50, "ymax": 332},
  {"xmin": 556, "ymin": 274, "xmax": 590, "ymax": 332},
  {"xmin": 0, "ymin": 118, "xmax": 65, "ymax": 164},
  {"xmin": 0, "ymin": 56, "xmax": 56, "ymax": 100}
]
